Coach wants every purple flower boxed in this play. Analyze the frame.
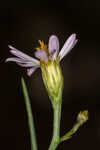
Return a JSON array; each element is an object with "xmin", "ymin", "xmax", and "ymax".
[{"xmin": 6, "ymin": 34, "xmax": 78, "ymax": 76}]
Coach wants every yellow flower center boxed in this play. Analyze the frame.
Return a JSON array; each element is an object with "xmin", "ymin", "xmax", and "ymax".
[{"xmin": 36, "ymin": 40, "xmax": 49, "ymax": 56}]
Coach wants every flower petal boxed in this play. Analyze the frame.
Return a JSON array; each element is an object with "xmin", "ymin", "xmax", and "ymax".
[
  {"xmin": 5, "ymin": 57, "xmax": 40, "ymax": 67},
  {"xmin": 58, "ymin": 34, "xmax": 77, "ymax": 60},
  {"xmin": 34, "ymin": 50, "xmax": 48, "ymax": 62},
  {"xmin": 27, "ymin": 66, "xmax": 39, "ymax": 76},
  {"xmin": 16, "ymin": 63, "xmax": 39, "ymax": 67},
  {"xmin": 5, "ymin": 57, "xmax": 25, "ymax": 63},
  {"xmin": 8, "ymin": 45, "xmax": 40, "ymax": 65},
  {"xmin": 48, "ymin": 35, "xmax": 59, "ymax": 59}
]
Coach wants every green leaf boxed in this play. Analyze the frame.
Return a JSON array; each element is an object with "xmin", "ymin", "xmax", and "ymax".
[{"xmin": 21, "ymin": 77, "xmax": 38, "ymax": 150}]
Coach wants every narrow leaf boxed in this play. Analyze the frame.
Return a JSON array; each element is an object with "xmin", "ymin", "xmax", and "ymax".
[{"xmin": 21, "ymin": 77, "xmax": 38, "ymax": 150}]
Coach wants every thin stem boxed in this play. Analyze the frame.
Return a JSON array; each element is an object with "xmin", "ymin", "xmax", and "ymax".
[
  {"xmin": 60, "ymin": 110, "xmax": 88, "ymax": 142},
  {"xmin": 48, "ymin": 101, "xmax": 62, "ymax": 150},
  {"xmin": 21, "ymin": 77, "xmax": 38, "ymax": 150},
  {"xmin": 60, "ymin": 122, "xmax": 81, "ymax": 142}
]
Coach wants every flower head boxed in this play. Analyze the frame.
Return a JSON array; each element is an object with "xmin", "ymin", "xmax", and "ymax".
[
  {"xmin": 6, "ymin": 34, "xmax": 78, "ymax": 101},
  {"xmin": 6, "ymin": 33, "xmax": 78, "ymax": 76}
]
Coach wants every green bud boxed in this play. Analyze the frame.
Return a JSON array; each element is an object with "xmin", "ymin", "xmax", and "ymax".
[
  {"xmin": 41, "ymin": 58, "xmax": 63, "ymax": 102},
  {"xmin": 77, "ymin": 110, "xmax": 88, "ymax": 124}
]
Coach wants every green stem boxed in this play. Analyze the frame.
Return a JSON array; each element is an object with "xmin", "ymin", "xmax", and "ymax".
[
  {"xmin": 48, "ymin": 101, "xmax": 62, "ymax": 150},
  {"xmin": 21, "ymin": 77, "xmax": 38, "ymax": 150},
  {"xmin": 60, "ymin": 122, "xmax": 81, "ymax": 142},
  {"xmin": 60, "ymin": 110, "xmax": 88, "ymax": 142}
]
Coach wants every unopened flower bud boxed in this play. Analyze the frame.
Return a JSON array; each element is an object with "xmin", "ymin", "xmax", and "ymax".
[{"xmin": 77, "ymin": 110, "xmax": 88, "ymax": 124}]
